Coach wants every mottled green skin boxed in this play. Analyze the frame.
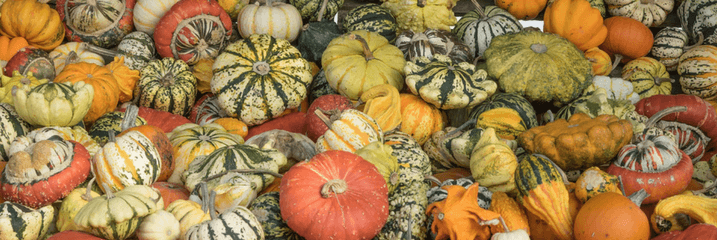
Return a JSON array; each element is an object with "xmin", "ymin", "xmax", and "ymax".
[
  {"xmin": 342, "ymin": 4, "xmax": 398, "ymax": 43},
  {"xmin": 249, "ymin": 192, "xmax": 304, "ymax": 240}
]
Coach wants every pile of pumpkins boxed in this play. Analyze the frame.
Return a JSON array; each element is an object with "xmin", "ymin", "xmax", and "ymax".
[{"xmin": 0, "ymin": 0, "xmax": 717, "ymax": 239}]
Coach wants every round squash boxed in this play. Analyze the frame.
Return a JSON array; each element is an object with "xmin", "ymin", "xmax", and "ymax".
[
  {"xmin": 0, "ymin": 0, "xmax": 64, "ymax": 50},
  {"xmin": 238, "ymin": 0, "xmax": 303, "ymax": 42},
  {"xmin": 677, "ymin": 0, "xmax": 717, "ymax": 46},
  {"xmin": 343, "ymin": 4, "xmax": 398, "ymax": 43},
  {"xmin": 136, "ymin": 57, "xmax": 197, "ymax": 116},
  {"xmin": 452, "ymin": 0, "xmax": 522, "ymax": 59},
  {"xmin": 604, "ymin": 0, "xmax": 674, "ymax": 27},
  {"xmin": 53, "ymin": 62, "xmax": 121, "ymax": 125},
  {"xmin": 543, "ymin": 0, "xmax": 608, "ymax": 51},
  {"xmin": 573, "ymin": 192, "xmax": 650, "ymax": 240},
  {"xmin": 56, "ymin": 0, "xmax": 136, "ymax": 48},
  {"xmin": 622, "ymin": 57, "xmax": 672, "ymax": 99},
  {"xmin": 599, "ymin": 16, "xmax": 654, "ymax": 63},
  {"xmin": 49, "ymin": 42, "xmax": 105, "ymax": 73},
  {"xmin": 677, "ymin": 45, "xmax": 717, "ymax": 100},
  {"xmin": 381, "ymin": 0, "xmax": 458, "ymax": 32}
]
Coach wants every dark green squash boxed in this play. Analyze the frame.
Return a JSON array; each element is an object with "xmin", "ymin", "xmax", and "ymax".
[
  {"xmin": 0, "ymin": 202, "xmax": 55, "ymax": 240},
  {"xmin": 248, "ymin": 192, "xmax": 304, "ymax": 240},
  {"xmin": 468, "ymin": 92, "xmax": 538, "ymax": 129},
  {"xmin": 678, "ymin": 0, "xmax": 717, "ymax": 46},
  {"xmin": 88, "ymin": 111, "xmax": 147, "ymax": 146},
  {"xmin": 290, "ymin": 0, "xmax": 344, "ymax": 22},
  {"xmin": 297, "ymin": 0, "xmax": 343, "ymax": 63},
  {"xmin": 342, "ymin": 4, "xmax": 398, "ymax": 43},
  {"xmin": 423, "ymin": 126, "xmax": 485, "ymax": 171},
  {"xmin": 137, "ymin": 57, "xmax": 197, "ymax": 116},
  {"xmin": 308, "ymin": 70, "xmax": 340, "ymax": 105}
]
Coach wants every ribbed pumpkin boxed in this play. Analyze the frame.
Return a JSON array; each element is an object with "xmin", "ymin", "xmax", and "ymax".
[
  {"xmin": 314, "ymin": 109, "xmax": 383, "ymax": 153},
  {"xmin": 238, "ymin": 0, "xmax": 303, "ymax": 42},
  {"xmin": 119, "ymin": 105, "xmax": 175, "ymax": 182},
  {"xmin": 212, "ymin": 34, "xmax": 312, "ymax": 126},
  {"xmin": 677, "ymin": 0, "xmax": 717, "ymax": 46},
  {"xmin": 604, "ymin": 0, "xmax": 674, "ymax": 27},
  {"xmin": 13, "ymin": 81, "xmax": 94, "ymax": 127},
  {"xmin": 89, "ymin": 110, "xmax": 147, "ymax": 146},
  {"xmin": 574, "ymin": 192, "xmax": 651, "ymax": 240},
  {"xmin": 185, "ymin": 198, "xmax": 264, "ymax": 239},
  {"xmin": 0, "ymin": 103, "xmax": 29, "ymax": 161},
  {"xmin": 165, "ymin": 199, "xmax": 211, "ymax": 237},
  {"xmin": 452, "ymin": 0, "xmax": 522, "ymax": 59},
  {"xmin": 0, "ymin": 0, "xmax": 64, "ymax": 50},
  {"xmin": 622, "ymin": 57, "xmax": 672, "ymax": 99},
  {"xmin": 154, "ymin": 0, "xmax": 233, "ymax": 65},
  {"xmin": 677, "ymin": 45, "xmax": 717, "ymax": 100},
  {"xmin": 485, "ymin": 30, "xmax": 593, "ymax": 107},
  {"xmin": 543, "ymin": 0, "xmax": 607, "ymax": 51},
  {"xmin": 136, "ymin": 57, "xmax": 197, "ymax": 116},
  {"xmin": 342, "ymin": 4, "xmax": 398, "ymax": 43},
  {"xmin": 394, "ymin": 28, "xmax": 473, "ymax": 63},
  {"xmin": 0, "ymin": 36, "xmax": 27, "ymax": 62},
  {"xmin": 495, "ymin": 0, "xmax": 548, "ymax": 20},
  {"xmin": 84, "ymin": 31, "xmax": 157, "ymax": 71},
  {"xmin": 54, "ymin": 62, "xmax": 121, "ymax": 125},
  {"xmin": 132, "ymin": 0, "xmax": 180, "ymax": 34},
  {"xmin": 0, "ymin": 202, "xmax": 55, "ymax": 240},
  {"xmin": 106, "ymin": 56, "xmax": 140, "ymax": 103},
  {"xmin": 92, "ymin": 128, "xmax": 163, "ymax": 193},
  {"xmin": 49, "ymin": 42, "xmax": 105, "ymax": 73},
  {"xmin": 0, "ymin": 71, "xmax": 48, "ymax": 105},
  {"xmin": 651, "ymin": 27, "xmax": 692, "ymax": 71},
  {"xmin": 399, "ymin": 93, "xmax": 445, "ymax": 145},
  {"xmin": 56, "ymin": 0, "xmax": 136, "ymax": 48},
  {"xmin": 468, "ymin": 92, "xmax": 539, "ymax": 130},
  {"xmin": 381, "ymin": 0, "xmax": 458, "ymax": 32},
  {"xmin": 322, "ymin": 30, "xmax": 406, "ymax": 101}
]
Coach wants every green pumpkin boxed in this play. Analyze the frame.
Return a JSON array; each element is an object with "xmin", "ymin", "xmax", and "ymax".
[
  {"xmin": 290, "ymin": 0, "xmax": 344, "ymax": 22},
  {"xmin": 88, "ymin": 111, "xmax": 147, "ymax": 146},
  {"xmin": 137, "ymin": 58, "xmax": 197, "ymax": 116},
  {"xmin": 342, "ymin": 4, "xmax": 398, "ymax": 43},
  {"xmin": 0, "ymin": 103, "xmax": 30, "ymax": 161},
  {"xmin": 248, "ymin": 192, "xmax": 304, "ymax": 240},
  {"xmin": 484, "ymin": 30, "xmax": 593, "ymax": 107},
  {"xmin": 0, "ymin": 202, "xmax": 55, "ymax": 240},
  {"xmin": 468, "ymin": 92, "xmax": 538, "ymax": 129},
  {"xmin": 212, "ymin": 34, "xmax": 313, "ymax": 126},
  {"xmin": 452, "ymin": 3, "xmax": 522, "ymax": 59},
  {"xmin": 405, "ymin": 54, "xmax": 497, "ymax": 110},
  {"xmin": 297, "ymin": 20, "xmax": 343, "ymax": 63}
]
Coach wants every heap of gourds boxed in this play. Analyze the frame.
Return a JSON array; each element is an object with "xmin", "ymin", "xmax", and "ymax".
[{"xmin": 0, "ymin": 0, "xmax": 716, "ymax": 239}]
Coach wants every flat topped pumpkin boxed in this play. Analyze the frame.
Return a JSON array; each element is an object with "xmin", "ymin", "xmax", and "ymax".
[{"xmin": 518, "ymin": 112, "xmax": 633, "ymax": 171}]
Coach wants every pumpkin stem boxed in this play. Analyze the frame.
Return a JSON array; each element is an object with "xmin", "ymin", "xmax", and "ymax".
[
  {"xmin": 82, "ymin": 175, "xmax": 97, "ymax": 201},
  {"xmin": 120, "ymin": 105, "xmax": 140, "ymax": 131},
  {"xmin": 208, "ymin": 190, "xmax": 218, "ymax": 219},
  {"xmin": 618, "ymin": 175, "xmax": 627, "ymax": 196},
  {"xmin": 424, "ymin": 175, "xmax": 442, "ymax": 186},
  {"xmin": 417, "ymin": 0, "xmax": 426, "ymax": 7},
  {"xmin": 201, "ymin": 168, "xmax": 283, "ymax": 183},
  {"xmin": 317, "ymin": 0, "xmax": 330, "ymax": 22},
  {"xmin": 530, "ymin": 43, "xmax": 547, "ymax": 54},
  {"xmin": 314, "ymin": 108, "xmax": 336, "ymax": 128},
  {"xmin": 321, "ymin": 179, "xmax": 348, "ymax": 198},
  {"xmin": 469, "ymin": 0, "xmax": 487, "ymax": 18},
  {"xmin": 644, "ymin": 106, "xmax": 688, "ymax": 129},
  {"xmin": 349, "ymin": 34, "xmax": 375, "ymax": 61},
  {"xmin": 82, "ymin": 42, "xmax": 118, "ymax": 57},
  {"xmin": 627, "ymin": 188, "xmax": 649, "ymax": 207},
  {"xmin": 199, "ymin": 182, "xmax": 210, "ymax": 213},
  {"xmin": 252, "ymin": 61, "xmax": 271, "ymax": 75},
  {"xmin": 108, "ymin": 130, "xmax": 116, "ymax": 143},
  {"xmin": 611, "ymin": 54, "xmax": 623, "ymax": 75},
  {"xmin": 654, "ymin": 77, "xmax": 675, "ymax": 86},
  {"xmin": 684, "ymin": 32, "xmax": 704, "ymax": 50},
  {"xmin": 66, "ymin": 51, "xmax": 81, "ymax": 65},
  {"xmin": 100, "ymin": 182, "xmax": 115, "ymax": 199},
  {"xmin": 445, "ymin": 119, "xmax": 476, "ymax": 137}
]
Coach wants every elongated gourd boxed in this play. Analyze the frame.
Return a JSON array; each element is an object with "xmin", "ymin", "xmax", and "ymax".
[{"xmin": 652, "ymin": 194, "xmax": 717, "ymax": 234}]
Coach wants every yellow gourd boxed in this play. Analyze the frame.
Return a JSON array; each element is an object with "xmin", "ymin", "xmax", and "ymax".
[
  {"xmin": 359, "ymin": 84, "xmax": 402, "ymax": 132},
  {"xmin": 0, "ymin": 71, "xmax": 48, "ymax": 105},
  {"xmin": 574, "ymin": 166, "xmax": 623, "ymax": 203},
  {"xmin": 470, "ymin": 127, "xmax": 518, "ymax": 193},
  {"xmin": 651, "ymin": 194, "xmax": 717, "ymax": 234},
  {"xmin": 489, "ymin": 191, "xmax": 530, "ymax": 235}
]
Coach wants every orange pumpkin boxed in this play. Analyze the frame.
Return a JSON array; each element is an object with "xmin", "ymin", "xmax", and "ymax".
[
  {"xmin": 585, "ymin": 47, "xmax": 613, "ymax": 76},
  {"xmin": 573, "ymin": 192, "xmax": 651, "ymax": 240},
  {"xmin": 54, "ymin": 62, "xmax": 120, "ymax": 124},
  {"xmin": 495, "ymin": 0, "xmax": 548, "ymax": 20},
  {"xmin": 399, "ymin": 93, "xmax": 446, "ymax": 145},
  {"xmin": 0, "ymin": 0, "xmax": 65, "ymax": 51},
  {"xmin": 151, "ymin": 181, "xmax": 190, "ymax": 208},
  {"xmin": 543, "ymin": 0, "xmax": 608, "ymax": 51},
  {"xmin": 599, "ymin": 16, "xmax": 654, "ymax": 63},
  {"xmin": 0, "ymin": 36, "xmax": 28, "ymax": 62},
  {"xmin": 105, "ymin": 57, "xmax": 140, "ymax": 103}
]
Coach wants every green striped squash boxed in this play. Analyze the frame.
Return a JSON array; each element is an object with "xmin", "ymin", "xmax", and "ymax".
[
  {"xmin": 248, "ymin": 192, "xmax": 304, "ymax": 240},
  {"xmin": 468, "ymin": 92, "xmax": 538, "ymax": 129},
  {"xmin": 182, "ymin": 143, "xmax": 287, "ymax": 192},
  {"xmin": 622, "ymin": 57, "xmax": 672, "ymax": 99},
  {"xmin": 423, "ymin": 127, "xmax": 485, "ymax": 171},
  {"xmin": 515, "ymin": 154, "xmax": 565, "ymax": 197},
  {"xmin": 604, "ymin": 0, "xmax": 673, "ymax": 27},
  {"xmin": 452, "ymin": 2, "xmax": 522, "ymax": 59},
  {"xmin": 137, "ymin": 57, "xmax": 197, "ymax": 116},
  {"xmin": 185, "ymin": 205, "xmax": 264, "ymax": 240},
  {"xmin": 342, "ymin": 4, "xmax": 398, "ymax": 43},
  {"xmin": 678, "ymin": 0, "xmax": 717, "ymax": 46},
  {"xmin": 92, "ymin": 130, "xmax": 163, "ymax": 193},
  {"xmin": 678, "ymin": 45, "xmax": 717, "ymax": 99},
  {"xmin": 116, "ymin": 31, "xmax": 156, "ymax": 70},
  {"xmin": 554, "ymin": 86, "xmax": 636, "ymax": 120},
  {"xmin": 0, "ymin": 202, "xmax": 54, "ymax": 240},
  {"xmin": 315, "ymin": 109, "xmax": 383, "ymax": 153},
  {"xmin": 290, "ymin": 0, "xmax": 343, "ymax": 22},
  {"xmin": 56, "ymin": 0, "xmax": 135, "ymax": 48},
  {"xmin": 0, "ymin": 103, "xmax": 29, "ymax": 161},
  {"xmin": 394, "ymin": 28, "xmax": 473, "ymax": 63},
  {"xmin": 212, "ymin": 34, "xmax": 312, "ymax": 126},
  {"xmin": 89, "ymin": 111, "xmax": 147, "ymax": 146},
  {"xmin": 384, "ymin": 131, "xmax": 432, "ymax": 185},
  {"xmin": 651, "ymin": 27, "xmax": 690, "ymax": 71},
  {"xmin": 167, "ymin": 123, "xmax": 244, "ymax": 184},
  {"xmin": 405, "ymin": 54, "xmax": 497, "ymax": 110},
  {"xmin": 297, "ymin": 21, "xmax": 342, "ymax": 63}
]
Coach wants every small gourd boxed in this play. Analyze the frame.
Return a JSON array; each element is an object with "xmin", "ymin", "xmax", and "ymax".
[
  {"xmin": 356, "ymin": 141, "xmax": 400, "ymax": 194},
  {"xmin": 470, "ymin": 127, "xmax": 518, "ymax": 193},
  {"xmin": 426, "ymin": 183, "xmax": 502, "ymax": 240},
  {"xmin": 652, "ymin": 193, "xmax": 717, "ymax": 234},
  {"xmin": 359, "ymin": 84, "xmax": 402, "ymax": 132},
  {"xmin": 574, "ymin": 167, "xmax": 623, "ymax": 203},
  {"xmin": 136, "ymin": 210, "xmax": 181, "ymax": 240}
]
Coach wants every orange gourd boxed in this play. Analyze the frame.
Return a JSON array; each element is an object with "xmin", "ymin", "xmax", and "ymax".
[
  {"xmin": 399, "ymin": 93, "xmax": 446, "ymax": 145},
  {"xmin": 426, "ymin": 183, "xmax": 502, "ymax": 240},
  {"xmin": 599, "ymin": 16, "xmax": 654, "ymax": 63},
  {"xmin": 489, "ymin": 191, "xmax": 530, "ymax": 235},
  {"xmin": 543, "ymin": 0, "xmax": 608, "ymax": 51},
  {"xmin": 105, "ymin": 56, "xmax": 140, "ymax": 103},
  {"xmin": 574, "ymin": 192, "xmax": 651, "ymax": 240},
  {"xmin": 213, "ymin": 117, "xmax": 249, "ymax": 139},
  {"xmin": 494, "ymin": 0, "xmax": 548, "ymax": 20},
  {"xmin": 526, "ymin": 183, "xmax": 582, "ymax": 239},
  {"xmin": 54, "ymin": 62, "xmax": 120, "ymax": 124},
  {"xmin": 0, "ymin": 0, "xmax": 65, "ymax": 50},
  {"xmin": 585, "ymin": 47, "xmax": 613, "ymax": 76},
  {"xmin": 0, "ymin": 36, "xmax": 28, "ymax": 62}
]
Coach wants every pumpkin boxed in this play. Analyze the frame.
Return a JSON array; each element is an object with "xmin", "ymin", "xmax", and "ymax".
[
  {"xmin": 494, "ymin": 0, "xmax": 548, "ymax": 20},
  {"xmin": 132, "ymin": 0, "xmax": 180, "ymax": 34},
  {"xmin": 599, "ymin": 16, "xmax": 654, "ymax": 63},
  {"xmin": 651, "ymin": 194, "xmax": 717, "ymax": 233},
  {"xmin": 399, "ymin": 93, "xmax": 445, "ymax": 145},
  {"xmin": 470, "ymin": 127, "xmax": 518, "ymax": 192},
  {"xmin": 473, "ymin": 108, "xmax": 527, "ymax": 140},
  {"xmin": 405, "ymin": 54, "xmax": 497, "ymax": 110},
  {"xmin": 0, "ymin": 71, "xmax": 48, "ymax": 105},
  {"xmin": 608, "ymin": 135, "xmax": 693, "ymax": 204},
  {"xmin": 280, "ymin": 150, "xmax": 389, "ymax": 240},
  {"xmin": 291, "ymin": 0, "xmax": 342, "ymax": 22},
  {"xmin": 678, "ymin": 45, "xmax": 717, "ymax": 100},
  {"xmin": 0, "ymin": 202, "xmax": 55, "ymax": 240},
  {"xmin": 85, "ymin": 31, "xmax": 156, "ymax": 70},
  {"xmin": 592, "ymin": 75, "xmax": 641, "ymax": 104},
  {"xmin": 119, "ymin": 105, "xmax": 175, "ymax": 182},
  {"xmin": 585, "ymin": 47, "xmax": 613, "ymax": 76},
  {"xmin": 622, "ymin": 57, "xmax": 672, "ymax": 99},
  {"xmin": 314, "ymin": 109, "xmax": 383, "ymax": 153},
  {"xmin": 452, "ymin": 0, "xmax": 521, "ymax": 59},
  {"xmin": 0, "ymin": 103, "xmax": 29, "ymax": 161},
  {"xmin": 0, "ymin": 0, "xmax": 64, "ymax": 50},
  {"xmin": 0, "ymin": 36, "xmax": 27, "ymax": 62},
  {"xmin": 74, "ymin": 184, "xmax": 164, "ymax": 240},
  {"xmin": 342, "ymin": 4, "xmax": 398, "ymax": 43},
  {"xmin": 13, "ymin": 126, "xmax": 100, "ymax": 158},
  {"xmin": 212, "ymin": 34, "xmax": 312, "ymax": 126},
  {"xmin": 485, "ymin": 30, "xmax": 593, "ymax": 108},
  {"xmin": 634, "ymin": 105, "xmax": 711, "ymax": 162},
  {"xmin": 652, "ymin": 224, "xmax": 717, "ymax": 240},
  {"xmin": 4, "ymin": 46, "xmax": 56, "ymax": 81},
  {"xmin": 489, "ymin": 191, "xmax": 530, "ymax": 235},
  {"xmin": 381, "ymin": 0, "xmax": 458, "ymax": 32},
  {"xmin": 136, "ymin": 210, "xmax": 181, "ymax": 240},
  {"xmin": 358, "ymin": 84, "xmax": 401, "ymax": 132},
  {"xmin": 165, "ymin": 199, "xmax": 211, "ymax": 237},
  {"xmin": 248, "ymin": 192, "xmax": 303, "ymax": 239},
  {"xmin": 54, "ymin": 62, "xmax": 120, "ymax": 125},
  {"xmin": 384, "ymin": 130, "xmax": 433, "ymax": 184},
  {"xmin": 49, "ymin": 42, "xmax": 105, "ymax": 73},
  {"xmin": 395, "ymin": 28, "xmax": 473, "ymax": 63},
  {"xmin": 467, "ymin": 92, "xmax": 538, "ymax": 130},
  {"xmin": 154, "ymin": 0, "xmax": 233, "ymax": 65},
  {"xmin": 605, "ymin": 0, "xmax": 674, "ymax": 27},
  {"xmin": 651, "ymin": 27, "xmax": 693, "ymax": 71},
  {"xmin": 106, "ymin": 56, "xmax": 140, "ymax": 103},
  {"xmin": 543, "ymin": 0, "xmax": 608, "ymax": 51},
  {"xmin": 525, "ymin": 182, "xmax": 583, "ymax": 239},
  {"xmin": 514, "ymin": 154, "xmax": 573, "ymax": 240},
  {"xmin": 185, "ymin": 198, "xmax": 264, "ymax": 240},
  {"xmin": 88, "ymin": 110, "xmax": 147, "ymax": 146},
  {"xmin": 296, "ymin": 2, "xmax": 342, "ymax": 65},
  {"xmin": 322, "ymin": 30, "xmax": 406, "ymax": 101},
  {"xmin": 238, "ymin": 0, "xmax": 303, "ymax": 42},
  {"xmin": 677, "ymin": 0, "xmax": 717, "ymax": 46},
  {"xmin": 92, "ymin": 129, "xmax": 163, "ymax": 193},
  {"xmin": 573, "ymin": 192, "xmax": 651, "ymax": 240},
  {"xmin": 306, "ymin": 94, "xmax": 355, "ymax": 142},
  {"xmin": 13, "ymin": 81, "xmax": 94, "ymax": 127},
  {"xmin": 574, "ymin": 167, "xmax": 622, "ymax": 203},
  {"xmin": 427, "ymin": 183, "xmax": 502, "ymax": 240},
  {"xmin": 519, "ymin": 113, "xmax": 634, "ymax": 171},
  {"xmin": 56, "ymin": 178, "xmax": 101, "ymax": 233},
  {"xmin": 56, "ymin": 0, "xmax": 136, "ymax": 48},
  {"xmin": 136, "ymin": 57, "xmax": 197, "ymax": 116}
]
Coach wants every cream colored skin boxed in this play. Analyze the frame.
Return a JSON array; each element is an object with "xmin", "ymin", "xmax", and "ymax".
[
  {"xmin": 13, "ymin": 81, "xmax": 94, "ymax": 127},
  {"xmin": 237, "ymin": 0, "xmax": 303, "ymax": 42},
  {"xmin": 49, "ymin": 42, "xmax": 105, "ymax": 73}
]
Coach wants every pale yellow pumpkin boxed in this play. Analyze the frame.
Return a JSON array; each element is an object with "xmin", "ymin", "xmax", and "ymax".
[
  {"xmin": 49, "ymin": 42, "xmax": 105, "ymax": 73},
  {"xmin": 237, "ymin": 0, "xmax": 303, "ymax": 42},
  {"xmin": 136, "ymin": 210, "xmax": 181, "ymax": 240}
]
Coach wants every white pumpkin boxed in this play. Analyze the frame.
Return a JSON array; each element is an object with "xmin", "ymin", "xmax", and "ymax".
[
  {"xmin": 237, "ymin": 0, "xmax": 303, "ymax": 42},
  {"xmin": 136, "ymin": 210, "xmax": 181, "ymax": 240},
  {"xmin": 133, "ymin": 0, "xmax": 181, "ymax": 34},
  {"xmin": 592, "ymin": 75, "xmax": 641, "ymax": 104},
  {"xmin": 49, "ymin": 42, "xmax": 104, "ymax": 73}
]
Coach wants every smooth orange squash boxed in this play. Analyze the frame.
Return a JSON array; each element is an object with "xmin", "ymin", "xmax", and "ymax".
[
  {"xmin": 599, "ymin": 16, "xmax": 654, "ymax": 63},
  {"xmin": 574, "ymin": 192, "xmax": 651, "ymax": 240},
  {"xmin": 54, "ymin": 62, "xmax": 121, "ymax": 124},
  {"xmin": 494, "ymin": 0, "xmax": 548, "ymax": 20},
  {"xmin": 585, "ymin": 47, "xmax": 613, "ymax": 76},
  {"xmin": 0, "ymin": 36, "xmax": 28, "ymax": 62},
  {"xmin": 543, "ymin": 0, "xmax": 607, "ymax": 51}
]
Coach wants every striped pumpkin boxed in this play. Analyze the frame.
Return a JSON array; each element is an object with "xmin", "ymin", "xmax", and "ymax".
[
  {"xmin": 0, "ymin": 202, "xmax": 54, "ymax": 240},
  {"xmin": 399, "ymin": 93, "xmax": 445, "ymax": 145},
  {"xmin": 468, "ymin": 92, "xmax": 538, "ymax": 129},
  {"xmin": 651, "ymin": 27, "xmax": 690, "ymax": 71},
  {"xmin": 26, "ymin": 126, "xmax": 101, "ymax": 162},
  {"xmin": 137, "ymin": 58, "xmax": 197, "ymax": 116},
  {"xmin": 315, "ymin": 109, "xmax": 383, "ymax": 153},
  {"xmin": 133, "ymin": 0, "xmax": 180, "ymax": 34},
  {"xmin": 49, "ymin": 42, "xmax": 105, "ymax": 73},
  {"xmin": 248, "ymin": 192, "xmax": 302, "ymax": 240},
  {"xmin": 182, "ymin": 143, "xmax": 287, "ymax": 192},
  {"xmin": 0, "ymin": 103, "xmax": 29, "ymax": 161},
  {"xmin": 622, "ymin": 57, "xmax": 673, "ymax": 99},
  {"xmin": 89, "ymin": 111, "xmax": 148, "ymax": 146},
  {"xmin": 4, "ymin": 47, "xmax": 56, "ymax": 81},
  {"xmin": 116, "ymin": 32, "xmax": 156, "ymax": 70},
  {"xmin": 394, "ymin": 28, "xmax": 473, "ymax": 63},
  {"xmin": 185, "ymin": 205, "xmax": 264, "ymax": 240},
  {"xmin": 604, "ymin": 0, "xmax": 674, "ymax": 27},
  {"xmin": 384, "ymin": 131, "xmax": 432, "ymax": 184},
  {"xmin": 92, "ymin": 130, "xmax": 163, "ymax": 193},
  {"xmin": 56, "ymin": 0, "xmax": 136, "ymax": 48},
  {"xmin": 211, "ymin": 34, "xmax": 312, "ymax": 126},
  {"xmin": 452, "ymin": 0, "xmax": 522, "ymax": 59},
  {"xmin": 342, "ymin": 4, "xmax": 398, "ymax": 43},
  {"xmin": 678, "ymin": 0, "xmax": 717, "ymax": 46},
  {"xmin": 154, "ymin": 0, "xmax": 233, "ymax": 65},
  {"xmin": 238, "ymin": 0, "xmax": 303, "ymax": 42},
  {"xmin": 405, "ymin": 54, "xmax": 497, "ymax": 110},
  {"xmin": 290, "ymin": 0, "xmax": 343, "ymax": 22},
  {"xmin": 167, "ymin": 123, "xmax": 244, "ymax": 184},
  {"xmin": 677, "ymin": 45, "xmax": 717, "ymax": 100}
]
